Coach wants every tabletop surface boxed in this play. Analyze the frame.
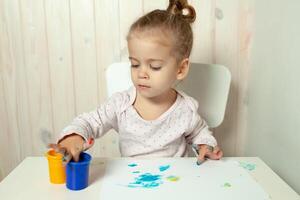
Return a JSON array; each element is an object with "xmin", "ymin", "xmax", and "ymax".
[{"xmin": 0, "ymin": 157, "xmax": 299, "ymax": 200}]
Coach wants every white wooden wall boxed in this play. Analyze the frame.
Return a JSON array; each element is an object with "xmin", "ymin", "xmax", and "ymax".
[{"xmin": 0, "ymin": 0, "xmax": 253, "ymax": 181}]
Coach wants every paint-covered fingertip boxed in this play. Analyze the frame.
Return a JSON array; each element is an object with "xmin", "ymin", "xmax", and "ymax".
[{"xmin": 196, "ymin": 159, "xmax": 204, "ymax": 165}]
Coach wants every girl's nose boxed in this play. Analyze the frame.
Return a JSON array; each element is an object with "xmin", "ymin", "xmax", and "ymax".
[{"xmin": 138, "ymin": 66, "xmax": 149, "ymax": 79}]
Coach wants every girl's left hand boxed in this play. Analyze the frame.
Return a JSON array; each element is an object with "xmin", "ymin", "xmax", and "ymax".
[{"xmin": 198, "ymin": 144, "xmax": 223, "ymax": 163}]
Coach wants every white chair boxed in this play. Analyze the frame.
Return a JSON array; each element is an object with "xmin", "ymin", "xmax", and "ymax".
[
  {"xmin": 105, "ymin": 62, "xmax": 231, "ymax": 128},
  {"xmin": 176, "ymin": 63, "xmax": 231, "ymax": 128},
  {"xmin": 105, "ymin": 62, "xmax": 133, "ymax": 98}
]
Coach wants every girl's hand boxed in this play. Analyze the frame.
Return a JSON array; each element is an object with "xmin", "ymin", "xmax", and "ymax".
[
  {"xmin": 198, "ymin": 144, "xmax": 223, "ymax": 163},
  {"xmin": 48, "ymin": 133, "xmax": 93, "ymax": 164}
]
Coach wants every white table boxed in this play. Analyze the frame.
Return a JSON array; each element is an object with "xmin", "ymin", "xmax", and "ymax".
[{"xmin": 0, "ymin": 157, "xmax": 299, "ymax": 200}]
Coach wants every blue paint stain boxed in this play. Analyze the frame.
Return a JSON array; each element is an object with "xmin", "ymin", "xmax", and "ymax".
[
  {"xmin": 128, "ymin": 173, "xmax": 163, "ymax": 188},
  {"xmin": 159, "ymin": 165, "xmax": 170, "ymax": 172},
  {"xmin": 128, "ymin": 163, "xmax": 138, "ymax": 167},
  {"xmin": 132, "ymin": 171, "xmax": 140, "ymax": 174},
  {"xmin": 239, "ymin": 162, "xmax": 256, "ymax": 171}
]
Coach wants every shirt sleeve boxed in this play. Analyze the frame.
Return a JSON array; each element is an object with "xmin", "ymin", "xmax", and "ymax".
[
  {"xmin": 58, "ymin": 92, "xmax": 125, "ymax": 143},
  {"xmin": 180, "ymin": 92, "xmax": 218, "ymax": 148},
  {"xmin": 185, "ymin": 113, "xmax": 217, "ymax": 147}
]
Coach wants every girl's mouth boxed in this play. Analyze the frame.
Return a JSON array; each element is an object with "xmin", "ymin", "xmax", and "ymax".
[{"xmin": 138, "ymin": 84, "xmax": 150, "ymax": 89}]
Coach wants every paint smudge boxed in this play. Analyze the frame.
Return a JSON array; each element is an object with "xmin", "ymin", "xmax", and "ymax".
[
  {"xmin": 222, "ymin": 182, "xmax": 232, "ymax": 188},
  {"xmin": 128, "ymin": 163, "xmax": 138, "ymax": 167},
  {"xmin": 159, "ymin": 165, "xmax": 170, "ymax": 172},
  {"xmin": 239, "ymin": 162, "xmax": 256, "ymax": 171},
  {"xmin": 166, "ymin": 175, "xmax": 179, "ymax": 182},
  {"xmin": 128, "ymin": 173, "xmax": 163, "ymax": 188},
  {"xmin": 123, "ymin": 164, "xmax": 180, "ymax": 189}
]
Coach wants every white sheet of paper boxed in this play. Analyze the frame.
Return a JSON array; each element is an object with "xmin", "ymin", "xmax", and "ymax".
[{"xmin": 100, "ymin": 158, "xmax": 270, "ymax": 200}]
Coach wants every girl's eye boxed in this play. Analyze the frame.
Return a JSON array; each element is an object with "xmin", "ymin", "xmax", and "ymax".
[
  {"xmin": 131, "ymin": 64, "xmax": 139, "ymax": 68},
  {"xmin": 150, "ymin": 64, "xmax": 161, "ymax": 71}
]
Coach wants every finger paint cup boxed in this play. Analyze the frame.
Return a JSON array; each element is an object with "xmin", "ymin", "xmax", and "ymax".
[
  {"xmin": 46, "ymin": 149, "xmax": 66, "ymax": 184},
  {"xmin": 66, "ymin": 152, "xmax": 92, "ymax": 190}
]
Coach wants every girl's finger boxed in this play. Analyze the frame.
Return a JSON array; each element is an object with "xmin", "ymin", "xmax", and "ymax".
[
  {"xmin": 213, "ymin": 146, "xmax": 223, "ymax": 159},
  {"xmin": 62, "ymin": 153, "xmax": 72, "ymax": 166},
  {"xmin": 215, "ymin": 149, "xmax": 223, "ymax": 159},
  {"xmin": 48, "ymin": 143, "xmax": 67, "ymax": 155},
  {"xmin": 213, "ymin": 146, "xmax": 220, "ymax": 153},
  {"xmin": 207, "ymin": 148, "xmax": 223, "ymax": 160},
  {"xmin": 47, "ymin": 143, "xmax": 60, "ymax": 151},
  {"xmin": 70, "ymin": 145, "xmax": 84, "ymax": 162},
  {"xmin": 197, "ymin": 145, "xmax": 207, "ymax": 162},
  {"xmin": 48, "ymin": 143, "xmax": 72, "ymax": 165}
]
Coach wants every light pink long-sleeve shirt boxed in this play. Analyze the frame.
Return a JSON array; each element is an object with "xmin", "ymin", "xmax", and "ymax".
[{"xmin": 60, "ymin": 87, "xmax": 217, "ymax": 157}]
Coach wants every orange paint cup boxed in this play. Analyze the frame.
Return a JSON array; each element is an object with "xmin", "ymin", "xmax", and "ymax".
[{"xmin": 46, "ymin": 149, "xmax": 66, "ymax": 184}]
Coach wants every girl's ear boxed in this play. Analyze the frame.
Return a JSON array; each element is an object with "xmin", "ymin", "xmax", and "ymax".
[{"xmin": 176, "ymin": 58, "xmax": 190, "ymax": 80}]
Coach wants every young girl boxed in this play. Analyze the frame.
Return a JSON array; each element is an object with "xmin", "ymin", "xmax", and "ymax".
[{"xmin": 53, "ymin": 0, "xmax": 223, "ymax": 164}]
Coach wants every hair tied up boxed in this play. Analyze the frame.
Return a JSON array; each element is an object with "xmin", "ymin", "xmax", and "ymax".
[{"xmin": 167, "ymin": 0, "xmax": 196, "ymax": 23}]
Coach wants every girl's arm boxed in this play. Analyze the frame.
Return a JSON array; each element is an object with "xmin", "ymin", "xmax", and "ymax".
[
  {"xmin": 55, "ymin": 92, "xmax": 124, "ymax": 162},
  {"xmin": 185, "ymin": 114, "xmax": 217, "ymax": 147},
  {"xmin": 186, "ymin": 114, "xmax": 223, "ymax": 163}
]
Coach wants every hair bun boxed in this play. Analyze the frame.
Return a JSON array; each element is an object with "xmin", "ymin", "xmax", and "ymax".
[{"xmin": 167, "ymin": 0, "xmax": 196, "ymax": 23}]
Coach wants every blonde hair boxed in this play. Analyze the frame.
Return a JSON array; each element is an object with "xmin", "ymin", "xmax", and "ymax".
[{"xmin": 127, "ymin": 0, "xmax": 196, "ymax": 62}]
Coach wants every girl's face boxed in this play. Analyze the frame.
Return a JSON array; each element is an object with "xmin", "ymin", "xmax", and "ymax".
[{"xmin": 128, "ymin": 34, "xmax": 181, "ymax": 99}]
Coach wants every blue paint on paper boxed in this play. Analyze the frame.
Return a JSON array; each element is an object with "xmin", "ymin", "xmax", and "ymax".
[
  {"xmin": 159, "ymin": 165, "xmax": 170, "ymax": 172},
  {"xmin": 128, "ymin": 163, "xmax": 138, "ymax": 167},
  {"xmin": 128, "ymin": 173, "xmax": 163, "ymax": 188},
  {"xmin": 239, "ymin": 162, "xmax": 256, "ymax": 171}
]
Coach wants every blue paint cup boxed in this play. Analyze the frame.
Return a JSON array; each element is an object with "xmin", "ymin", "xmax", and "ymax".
[{"xmin": 66, "ymin": 152, "xmax": 92, "ymax": 190}]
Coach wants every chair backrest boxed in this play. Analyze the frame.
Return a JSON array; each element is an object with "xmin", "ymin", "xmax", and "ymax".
[
  {"xmin": 105, "ymin": 62, "xmax": 231, "ymax": 128},
  {"xmin": 176, "ymin": 63, "xmax": 231, "ymax": 127},
  {"xmin": 105, "ymin": 62, "xmax": 133, "ymax": 98}
]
